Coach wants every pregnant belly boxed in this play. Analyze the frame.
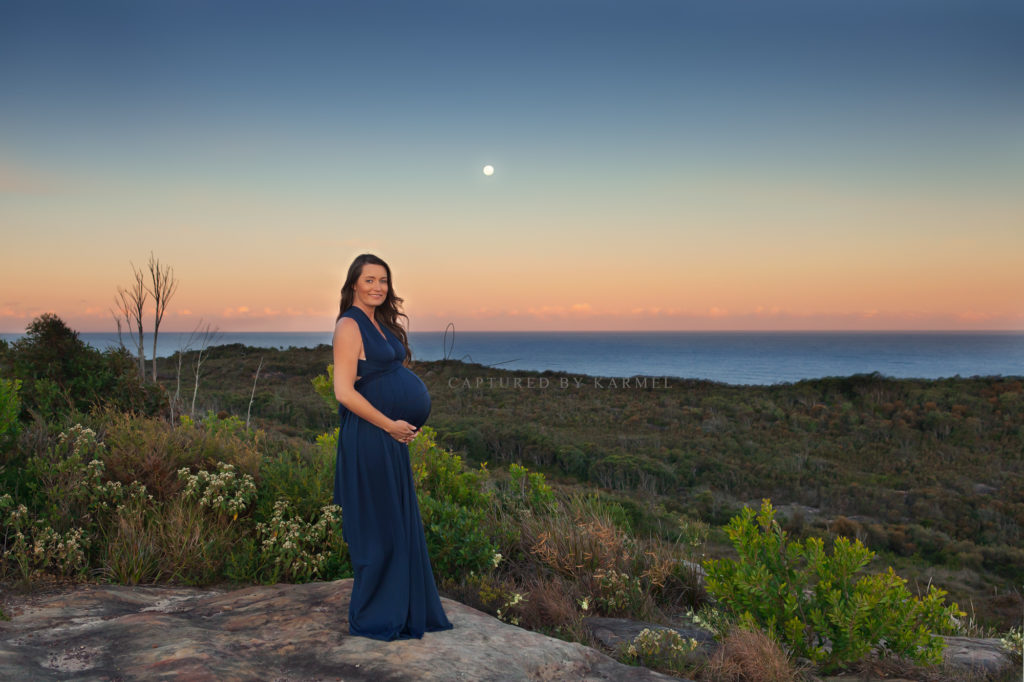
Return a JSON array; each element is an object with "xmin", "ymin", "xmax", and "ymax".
[{"xmin": 368, "ymin": 366, "xmax": 432, "ymax": 429}]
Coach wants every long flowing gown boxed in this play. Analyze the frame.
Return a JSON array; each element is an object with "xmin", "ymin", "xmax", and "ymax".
[{"xmin": 332, "ymin": 305, "xmax": 454, "ymax": 640}]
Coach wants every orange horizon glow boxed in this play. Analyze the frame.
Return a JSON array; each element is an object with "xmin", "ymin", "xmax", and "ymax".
[
  {"xmin": 3, "ymin": 235, "xmax": 1022, "ymax": 333},
  {"xmin": 3, "ymin": 299, "xmax": 1022, "ymax": 335}
]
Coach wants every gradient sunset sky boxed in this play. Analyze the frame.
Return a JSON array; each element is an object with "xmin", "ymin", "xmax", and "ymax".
[{"xmin": 2, "ymin": 0, "xmax": 1022, "ymax": 333}]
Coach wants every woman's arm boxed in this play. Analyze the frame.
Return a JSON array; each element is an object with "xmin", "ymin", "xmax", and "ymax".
[{"xmin": 333, "ymin": 318, "xmax": 418, "ymax": 442}]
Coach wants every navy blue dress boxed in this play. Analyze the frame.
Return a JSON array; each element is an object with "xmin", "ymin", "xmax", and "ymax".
[{"xmin": 332, "ymin": 305, "xmax": 453, "ymax": 640}]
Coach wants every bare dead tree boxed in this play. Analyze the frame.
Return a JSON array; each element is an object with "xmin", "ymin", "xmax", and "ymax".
[
  {"xmin": 189, "ymin": 320, "xmax": 222, "ymax": 418},
  {"xmin": 246, "ymin": 356, "xmax": 264, "ymax": 430},
  {"xmin": 111, "ymin": 306, "xmax": 126, "ymax": 349},
  {"xmin": 145, "ymin": 252, "xmax": 179, "ymax": 382},
  {"xmin": 170, "ymin": 326, "xmax": 196, "ymax": 424},
  {"xmin": 112, "ymin": 264, "xmax": 148, "ymax": 381}
]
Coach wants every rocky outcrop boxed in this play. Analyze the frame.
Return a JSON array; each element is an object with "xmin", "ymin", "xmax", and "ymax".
[
  {"xmin": 940, "ymin": 635, "xmax": 1017, "ymax": 677},
  {"xmin": 0, "ymin": 579, "xmax": 687, "ymax": 681}
]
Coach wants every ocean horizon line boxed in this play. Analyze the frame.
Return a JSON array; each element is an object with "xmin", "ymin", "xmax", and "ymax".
[
  {"xmin": 3, "ymin": 329, "xmax": 1022, "ymax": 386},
  {"xmin": 4, "ymin": 328, "xmax": 1022, "ymax": 336}
]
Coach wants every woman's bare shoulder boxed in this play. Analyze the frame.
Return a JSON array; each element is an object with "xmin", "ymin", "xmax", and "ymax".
[{"xmin": 333, "ymin": 316, "xmax": 361, "ymax": 342}]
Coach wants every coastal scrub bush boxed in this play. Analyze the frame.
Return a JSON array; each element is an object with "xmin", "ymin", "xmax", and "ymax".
[
  {"xmin": 0, "ymin": 314, "xmax": 159, "ymax": 420},
  {"xmin": 101, "ymin": 411, "xmax": 260, "ymax": 500},
  {"xmin": 96, "ymin": 493, "xmax": 164, "ymax": 584},
  {"xmin": 594, "ymin": 568, "xmax": 648, "ymax": 616},
  {"xmin": 519, "ymin": 496, "xmax": 691, "ymax": 619},
  {"xmin": 704, "ymin": 499, "xmax": 964, "ymax": 672}
]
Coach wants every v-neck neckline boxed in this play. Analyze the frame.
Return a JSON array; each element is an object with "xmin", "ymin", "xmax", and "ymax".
[{"xmin": 353, "ymin": 306, "xmax": 388, "ymax": 342}]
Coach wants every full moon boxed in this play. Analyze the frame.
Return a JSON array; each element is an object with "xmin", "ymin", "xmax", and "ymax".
[{"xmin": 482, "ymin": 165, "xmax": 495, "ymax": 176}]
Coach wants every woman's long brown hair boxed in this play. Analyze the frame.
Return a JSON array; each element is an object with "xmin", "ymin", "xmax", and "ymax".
[{"xmin": 336, "ymin": 254, "xmax": 412, "ymax": 363}]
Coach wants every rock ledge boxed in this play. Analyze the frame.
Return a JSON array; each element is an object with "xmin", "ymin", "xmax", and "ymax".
[{"xmin": 0, "ymin": 579, "xmax": 685, "ymax": 681}]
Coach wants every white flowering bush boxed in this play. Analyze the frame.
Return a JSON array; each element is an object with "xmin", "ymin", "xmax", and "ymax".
[
  {"xmin": 496, "ymin": 590, "xmax": 527, "ymax": 626},
  {"xmin": 1, "ymin": 493, "xmax": 89, "ymax": 579},
  {"xmin": 594, "ymin": 568, "xmax": 647, "ymax": 615},
  {"xmin": 685, "ymin": 606, "xmax": 728, "ymax": 637},
  {"xmin": 616, "ymin": 627, "xmax": 699, "ymax": 672},
  {"xmin": 26, "ymin": 425, "xmax": 152, "ymax": 524},
  {"xmin": 254, "ymin": 500, "xmax": 347, "ymax": 583},
  {"xmin": 177, "ymin": 462, "xmax": 256, "ymax": 520},
  {"xmin": 3, "ymin": 425, "xmax": 154, "ymax": 580},
  {"xmin": 57, "ymin": 423, "xmax": 100, "ymax": 453},
  {"xmin": 1000, "ymin": 626, "xmax": 1022, "ymax": 663}
]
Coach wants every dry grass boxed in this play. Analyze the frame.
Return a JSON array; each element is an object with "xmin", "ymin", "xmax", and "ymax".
[
  {"xmin": 510, "ymin": 491, "xmax": 704, "ymax": 622},
  {"xmin": 699, "ymin": 627, "xmax": 804, "ymax": 682},
  {"xmin": 95, "ymin": 495, "xmax": 236, "ymax": 585},
  {"xmin": 516, "ymin": 574, "xmax": 580, "ymax": 631},
  {"xmin": 95, "ymin": 502, "xmax": 164, "ymax": 584},
  {"xmin": 153, "ymin": 497, "xmax": 235, "ymax": 583}
]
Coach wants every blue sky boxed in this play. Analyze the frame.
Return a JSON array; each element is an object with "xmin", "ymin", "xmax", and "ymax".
[{"xmin": 2, "ymin": 0, "xmax": 1022, "ymax": 331}]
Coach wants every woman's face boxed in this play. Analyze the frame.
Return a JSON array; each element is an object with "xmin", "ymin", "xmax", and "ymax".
[{"xmin": 353, "ymin": 263, "xmax": 388, "ymax": 309}]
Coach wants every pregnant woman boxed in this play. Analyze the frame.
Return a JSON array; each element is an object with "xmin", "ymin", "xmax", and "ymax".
[{"xmin": 331, "ymin": 253, "xmax": 453, "ymax": 640}]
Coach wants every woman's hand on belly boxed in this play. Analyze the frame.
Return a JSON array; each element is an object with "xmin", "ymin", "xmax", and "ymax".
[{"xmin": 385, "ymin": 418, "xmax": 419, "ymax": 444}]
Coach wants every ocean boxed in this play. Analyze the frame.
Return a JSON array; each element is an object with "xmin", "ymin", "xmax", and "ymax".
[{"xmin": 3, "ymin": 330, "xmax": 1022, "ymax": 386}]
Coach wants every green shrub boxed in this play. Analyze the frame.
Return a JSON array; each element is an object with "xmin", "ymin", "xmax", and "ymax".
[
  {"xmin": 1, "ymin": 314, "xmax": 159, "ymax": 420},
  {"xmin": 409, "ymin": 426, "xmax": 490, "ymax": 508},
  {"xmin": 251, "ymin": 430, "xmax": 337, "ymax": 522},
  {"xmin": 704, "ymin": 499, "xmax": 963, "ymax": 672},
  {"xmin": 406, "ymin": 427, "xmax": 499, "ymax": 578},
  {"xmin": 0, "ymin": 377, "xmax": 21, "ymax": 451},
  {"xmin": 419, "ymin": 493, "xmax": 497, "ymax": 579},
  {"xmin": 96, "ymin": 495, "xmax": 164, "ymax": 584},
  {"xmin": 501, "ymin": 462, "xmax": 556, "ymax": 513},
  {"xmin": 311, "ymin": 365, "xmax": 336, "ymax": 411}
]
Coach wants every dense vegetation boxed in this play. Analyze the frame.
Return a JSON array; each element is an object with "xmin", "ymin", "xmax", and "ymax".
[
  {"xmin": 163, "ymin": 340, "xmax": 1022, "ymax": 629},
  {"xmin": 2, "ymin": 316, "xmax": 1021, "ymax": 680},
  {"xmin": 423, "ymin": 361, "xmax": 1024, "ymax": 630}
]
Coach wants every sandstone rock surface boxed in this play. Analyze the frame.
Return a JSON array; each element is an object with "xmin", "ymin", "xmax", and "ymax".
[
  {"xmin": 0, "ymin": 579, "xmax": 687, "ymax": 681},
  {"xmin": 940, "ymin": 635, "xmax": 1017, "ymax": 677}
]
